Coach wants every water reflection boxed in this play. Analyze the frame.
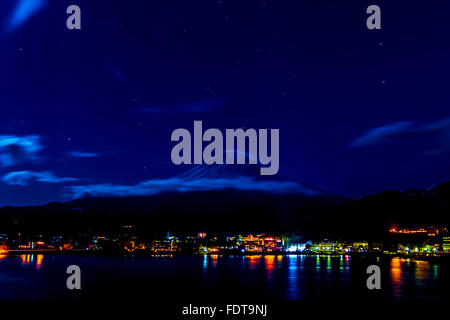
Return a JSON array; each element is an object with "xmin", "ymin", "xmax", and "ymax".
[
  {"xmin": 264, "ymin": 255, "xmax": 275, "ymax": 270},
  {"xmin": 390, "ymin": 258, "xmax": 403, "ymax": 298},
  {"xmin": 0, "ymin": 254, "xmax": 442, "ymax": 300},
  {"xmin": 247, "ymin": 255, "xmax": 261, "ymax": 270},
  {"xmin": 36, "ymin": 255, "xmax": 44, "ymax": 269},
  {"xmin": 210, "ymin": 254, "xmax": 218, "ymax": 268},
  {"xmin": 264, "ymin": 255, "xmax": 275, "ymax": 282},
  {"xmin": 19, "ymin": 254, "xmax": 44, "ymax": 270},
  {"xmin": 287, "ymin": 255, "xmax": 299, "ymax": 300},
  {"xmin": 414, "ymin": 260, "xmax": 430, "ymax": 284},
  {"xmin": 433, "ymin": 264, "xmax": 439, "ymax": 280},
  {"xmin": 389, "ymin": 257, "xmax": 441, "ymax": 299}
]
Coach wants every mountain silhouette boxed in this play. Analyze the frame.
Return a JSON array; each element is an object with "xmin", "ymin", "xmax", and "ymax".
[
  {"xmin": 0, "ymin": 160, "xmax": 348, "ymax": 235},
  {"xmin": 320, "ymin": 181, "xmax": 450, "ymax": 240},
  {"xmin": 0, "ymin": 163, "xmax": 449, "ymax": 239}
]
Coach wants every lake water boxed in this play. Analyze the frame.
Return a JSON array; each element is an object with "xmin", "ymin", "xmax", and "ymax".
[{"xmin": 0, "ymin": 254, "xmax": 447, "ymax": 300}]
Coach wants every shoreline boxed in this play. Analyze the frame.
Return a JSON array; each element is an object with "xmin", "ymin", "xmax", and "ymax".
[{"xmin": 2, "ymin": 250, "xmax": 448, "ymax": 262}]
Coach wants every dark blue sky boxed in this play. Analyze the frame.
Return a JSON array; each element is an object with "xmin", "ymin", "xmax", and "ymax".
[{"xmin": 1, "ymin": 0, "xmax": 450, "ymax": 206}]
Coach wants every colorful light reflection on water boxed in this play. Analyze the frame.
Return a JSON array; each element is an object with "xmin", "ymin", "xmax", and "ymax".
[
  {"xmin": 0, "ymin": 254, "xmax": 444, "ymax": 300},
  {"xmin": 19, "ymin": 254, "xmax": 44, "ymax": 269}
]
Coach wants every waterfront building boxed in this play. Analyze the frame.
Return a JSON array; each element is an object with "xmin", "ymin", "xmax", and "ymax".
[
  {"xmin": 198, "ymin": 232, "xmax": 207, "ymax": 239},
  {"xmin": 443, "ymin": 236, "xmax": 450, "ymax": 252},
  {"xmin": 241, "ymin": 234, "xmax": 283, "ymax": 252},
  {"xmin": 0, "ymin": 244, "xmax": 8, "ymax": 254},
  {"xmin": 352, "ymin": 241, "xmax": 368, "ymax": 252},
  {"xmin": 313, "ymin": 241, "xmax": 343, "ymax": 253}
]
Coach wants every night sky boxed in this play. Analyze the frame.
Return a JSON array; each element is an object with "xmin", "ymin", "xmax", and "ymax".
[{"xmin": 1, "ymin": 0, "xmax": 450, "ymax": 206}]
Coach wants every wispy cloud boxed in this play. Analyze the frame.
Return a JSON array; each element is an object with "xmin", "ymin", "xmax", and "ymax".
[
  {"xmin": 138, "ymin": 99, "xmax": 223, "ymax": 114},
  {"xmin": 65, "ymin": 176, "xmax": 319, "ymax": 199},
  {"xmin": 6, "ymin": 0, "xmax": 47, "ymax": 33},
  {"xmin": 0, "ymin": 135, "xmax": 43, "ymax": 167},
  {"xmin": 349, "ymin": 117, "xmax": 450, "ymax": 154},
  {"xmin": 67, "ymin": 151, "xmax": 99, "ymax": 158},
  {"xmin": 2, "ymin": 171, "xmax": 78, "ymax": 187},
  {"xmin": 105, "ymin": 59, "xmax": 127, "ymax": 83},
  {"xmin": 349, "ymin": 122, "xmax": 415, "ymax": 147}
]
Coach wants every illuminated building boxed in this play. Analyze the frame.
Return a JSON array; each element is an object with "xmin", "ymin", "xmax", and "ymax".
[
  {"xmin": 136, "ymin": 243, "xmax": 147, "ymax": 250},
  {"xmin": 124, "ymin": 240, "xmax": 136, "ymax": 252},
  {"xmin": 63, "ymin": 243, "xmax": 73, "ymax": 250},
  {"xmin": 389, "ymin": 225, "xmax": 448, "ymax": 236},
  {"xmin": 286, "ymin": 242, "xmax": 308, "ymax": 252},
  {"xmin": 313, "ymin": 241, "xmax": 343, "ymax": 253},
  {"xmin": 262, "ymin": 236, "xmax": 283, "ymax": 252},
  {"xmin": 389, "ymin": 226, "xmax": 427, "ymax": 234},
  {"xmin": 241, "ymin": 234, "xmax": 283, "ymax": 253},
  {"xmin": 352, "ymin": 241, "xmax": 368, "ymax": 252},
  {"xmin": 443, "ymin": 236, "xmax": 450, "ymax": 253},
  {"xmin": 34, "ymin": 241, "xmax": 46, "ymax": 248},
  {"xmin": 18, "ymin": 243, "xmax": 32, "ymax": 250},
  {"xmin": 0, "ymin": 245, "xmax": 8, "ymax": 254},
  {"xmin": 150, "ymin": 239, "xmax": 180, "ymax": 253}
]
